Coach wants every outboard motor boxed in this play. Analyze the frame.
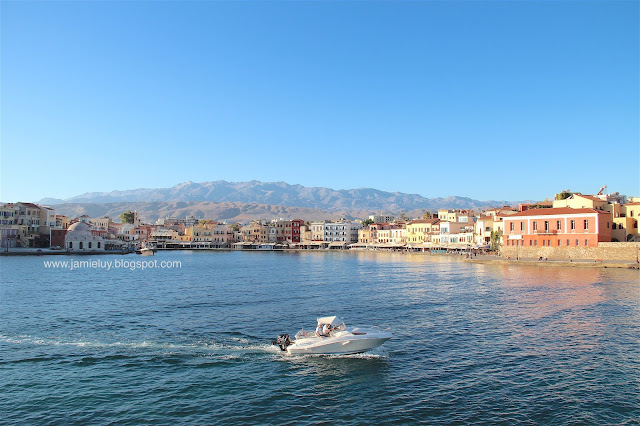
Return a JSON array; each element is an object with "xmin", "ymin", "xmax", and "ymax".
[{"xmin": 272, "ymin": 334, "xmax": 292, "ymax": 351}]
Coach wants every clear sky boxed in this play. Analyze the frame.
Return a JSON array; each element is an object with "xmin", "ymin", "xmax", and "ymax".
[{"xmin": 1, "ymin": 1, "xmax": 638, "ymax": 203}]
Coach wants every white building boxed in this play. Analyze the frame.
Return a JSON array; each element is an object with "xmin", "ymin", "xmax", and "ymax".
[
  {"xmin": 323, "ymin": 221, "xmax": 363, "ymax": 243},
  {"xmin": 65, "ymin": 221, "xmax": 105, "ymax": 251},
  {"xmin": 311, "ymin": 222, "xmax": 325, "ymax": 241}
]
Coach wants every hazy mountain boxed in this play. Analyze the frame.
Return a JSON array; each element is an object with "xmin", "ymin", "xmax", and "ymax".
[
  {"xmin": 40, "ymin": 180, "xmax": 518, "ymax": 213},
  {"xmin": 51, "ymin": 201, "xmax": 366, "ymax": 224}
]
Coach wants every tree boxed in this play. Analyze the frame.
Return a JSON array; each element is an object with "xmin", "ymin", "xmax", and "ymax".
[
  {"xmin": 120, "ymin": 211, "xmax": 135, "ymax": 224},
  {"xmin": 361, "ymin": 218, "xmax": 374, "ymax": 227},
  {"xmin": 490, "ymin": 229, "xmax": 503, "ymax": 252}
]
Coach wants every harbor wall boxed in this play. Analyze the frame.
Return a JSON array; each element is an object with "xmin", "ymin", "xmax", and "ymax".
[{"xmin": 501, "ymin": 242, "xmax": 640, "ymax": 261}]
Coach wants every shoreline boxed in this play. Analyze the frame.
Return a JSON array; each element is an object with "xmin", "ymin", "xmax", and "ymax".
[{"xmin": 3, "ymin": 247, "xmax": 639, "ymax": 269}]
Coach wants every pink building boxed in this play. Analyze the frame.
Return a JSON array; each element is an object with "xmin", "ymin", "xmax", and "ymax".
[{"xmin": 503, "ymin": 208, "xmax": 612, "ymax": 249}]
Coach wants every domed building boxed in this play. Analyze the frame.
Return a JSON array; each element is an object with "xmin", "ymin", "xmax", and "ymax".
[{"xmin": 65, "ymin": 221, "xmax": 104, "ymax": 251}]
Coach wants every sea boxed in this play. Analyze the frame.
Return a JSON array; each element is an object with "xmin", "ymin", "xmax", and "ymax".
[{"xmin": 1, "ymin": 251, "xmax": 638, "ymax": 424}]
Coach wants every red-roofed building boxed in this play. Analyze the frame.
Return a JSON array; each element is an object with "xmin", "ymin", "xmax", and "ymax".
[{"xmin": 503, "ymin": 208, "xmax": 612, "ymax": 249}]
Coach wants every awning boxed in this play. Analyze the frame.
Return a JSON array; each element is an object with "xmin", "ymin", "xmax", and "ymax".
[
  {"xmin": 317, "ymin": 316, "xmax": 343, "ymax": 326},
  {"xmin": 328, "ymin": 241, "xmax": 348, "ymax": 247}
]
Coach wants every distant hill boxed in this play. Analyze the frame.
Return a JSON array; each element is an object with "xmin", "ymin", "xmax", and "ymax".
[
  {"xmin": 40, "ymin": 180, "xmax": 519, "ymax": 215},
  {"xmin": 51, "ymin": 201, "xmax": 368, "ymax": 223}
]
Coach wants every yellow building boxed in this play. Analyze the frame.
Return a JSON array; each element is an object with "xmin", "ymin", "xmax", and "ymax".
[
  {"xmin": 185, "ymin": 223, "xmax": 235, "ymax": 246},
  {"xmin": 406, "ymin": 219, "xmax": 440, "ymax": 244},
  {"xmin": 612, "ymin": 202, "xmax": 640, "ymax": 242},
  {"xmin": 358, "ymin": 227, "xmax": 372, "ymax": 244},
  {"xmin": 241, "ymin": 221, "xmax": 269, "ymax": 243}
]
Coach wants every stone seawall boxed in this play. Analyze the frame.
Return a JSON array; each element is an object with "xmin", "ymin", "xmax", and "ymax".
[{"xmin": 501, "ymin": 242, "xmax": 640, "ymax": 261}]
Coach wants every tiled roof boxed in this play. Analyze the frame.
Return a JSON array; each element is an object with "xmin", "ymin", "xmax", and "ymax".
[
  {"xmin": 17, "ymin": 202, "xmax": 41, "ymax": 208},
  {"xmin": 504, "ymin": 207, "xmax": 606, "ymax": 218}
]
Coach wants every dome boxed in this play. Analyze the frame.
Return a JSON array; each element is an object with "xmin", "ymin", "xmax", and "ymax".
[{"xmin": 66, "ymin": 221, "xmax": 100, "ymax": 241}]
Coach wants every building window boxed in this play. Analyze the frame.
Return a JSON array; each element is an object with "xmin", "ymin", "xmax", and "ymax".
[
  {"xmin": 558, "ymin": 239, "xmax": 561, "ymax": 246},
  {"xmin": 69, "ymin": 242, "xmax": 73, "ymax": 249},
  {"xmin": 575, "ymin": 239, "xmax": 579, "ymax": 246},
  {"xmin": 571, "ymin": 220, "xmax": 576, "ymax": 230},
  {"xmin": 79, "ymin": 242, "xmax": 83, "ymax": 249},
  {"xmin": 557, "ymin": 220, "xmax": 561, "ymax": 230},
  {"xmin": 584, "ymin": 220, "xmax": 588, "ymax": 230},
  {"xmin": 567, "ymin": 239, "xmax": 570, "ymax": 246},
  {"xmin": 520, "ymin": 222, "xmax": 524, "ymax": 231},
  {"xmin": 88, "ymin": 242, "xmax": 92, "ymax": 249},
  {"xmin": 533, "ymin": 222, "xmax": 537, "ymax": 231},
  {"xmin": 585, "ymin": 239, "xmax": 588, "ymax": 247},
  {"xmin": 543, "ymin": 240, "xmax": 546, "ymax": 246},
  {"xmin": 545, "ymin": 221, "xmax": 549, "ymax": 232},
  {"xmin": 529, "ymin": 240, "xmax": 532, "ymax": 246},
  {"xmin": 534, "ymin": 240, "xmax": 537, "ymax": 246},
  {"xmin": 510, "ymin": 223, "xmax": 514, "ymax": 232}
]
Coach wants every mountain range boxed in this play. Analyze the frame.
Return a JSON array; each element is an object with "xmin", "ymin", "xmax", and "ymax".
[{"xmin": 39, "ymin": 180, "xmax": 523, "ymax": 222}]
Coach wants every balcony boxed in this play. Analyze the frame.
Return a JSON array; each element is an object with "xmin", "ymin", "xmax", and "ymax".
[{"xmin": 533, "ymin": 229, "xmax": 558, "ymax": 235}]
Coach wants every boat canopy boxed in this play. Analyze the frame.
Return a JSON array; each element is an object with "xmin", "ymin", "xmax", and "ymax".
[{"xmin": 317, "ymin": 316, "xmax": 343, "ymax": 326}]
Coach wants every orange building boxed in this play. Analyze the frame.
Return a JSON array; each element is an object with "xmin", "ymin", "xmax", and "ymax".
[{"xmin": 503, "ymin": 208, "xmax": 612, "ymax": 248}]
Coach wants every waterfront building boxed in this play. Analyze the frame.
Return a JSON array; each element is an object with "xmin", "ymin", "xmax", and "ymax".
[
  {"xmin": 390, "ymin": 226, "xmax": 406, "ymax": 245},
  {"xmin": 439, "ymin": 222, "xmax": 474, "ymax": 245},
  {"xmin": 241, "ymin": 221, "xmax": 268, "ymax": 243},
  {"xmin": 323, "ymin": 221, "xmax": 362, "ymax": 243},
  {"xmin": 611, "ymin": 202, "xmax": 640, "ymax": 242},
  {"xmin": 267, "ymin": 219, "xmax": 305, "ymax": 243},
  {"xmin": 65, "ymin": 221, "xmax": 105, "ymax": 251},
  {"xmin": 184, "ymin": 223, "xmax": 234, "ymax": 247},
  {"xmin": 1, "ymin": 228, "xmax": 19, "ymax": 249},
  {"xmin": 13, "ymin": 202, "xmax": 42, "ymax": 234},
  {"xmin": 0, "ymin": 204, "xmax": 15, "ymax": 226},
  {"xmin": 51, "ymin": 229, "xmax": 67, "ymax": 248},
  {"xmin": 311, "ymin": 222, "xmax": 326, "ymax": 241},
  {"xmin": 406, "ymin": 219, "xmax": 440, "ymax": 244},
  {"xmin": 475, "ymin": 216, "xmax": 495, "ymax": 246},
  {"xmin": 358, "ymin": 226, "xmax": 372, "ymax": 244},
  {"xmin": 502, "ymin": 208, "xmax": 612, "ymax": 248},
  {"xmin": 300, "ymin": 224, "xmax": 312, "ymax": 243},
  {"xmin": 368, "ymin": 223, "xmax": 387, "ymax": 244}
]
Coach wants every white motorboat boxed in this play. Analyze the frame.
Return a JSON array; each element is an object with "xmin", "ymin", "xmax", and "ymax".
[
  {"xmin": 273, "ymin": 316, "xmax": 391, "ymax": 355},
  {"xmin": 138, "ymin": 243, "xmax": 156, "ymax": 256}
]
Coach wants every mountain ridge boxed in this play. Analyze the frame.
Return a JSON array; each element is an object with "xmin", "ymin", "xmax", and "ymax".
[{"xmin": 38, "ymin": 180, "xmax": 521, "ymax": 214}]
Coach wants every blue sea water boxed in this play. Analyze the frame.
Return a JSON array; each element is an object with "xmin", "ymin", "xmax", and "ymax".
[{"xmin": 1, "ymin": 251, "xmax": 639, "ymax": 424}]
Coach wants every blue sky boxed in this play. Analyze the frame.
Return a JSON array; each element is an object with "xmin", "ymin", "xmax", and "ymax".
[{"xmin": 1, "ymin": 1, "xmax": 638, "ymax": 203}]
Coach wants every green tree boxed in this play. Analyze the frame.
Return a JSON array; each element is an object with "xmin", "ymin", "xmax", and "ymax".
[
  {"xmin": 120, "ymin": 211, "xmax": 135, "ymax": 224},
  {"xmin": 490, "ymin": 229, "xmax": 503, "ymax": 252},
  {"xmin": 361, "ymin": 218, "xmax": 374, "ymax": 227}
]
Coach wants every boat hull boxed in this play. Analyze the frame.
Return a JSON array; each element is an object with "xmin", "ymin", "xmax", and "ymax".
[{"xmin": 286, "ymin": 334, "xmax": 391, "ymax": 355}]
